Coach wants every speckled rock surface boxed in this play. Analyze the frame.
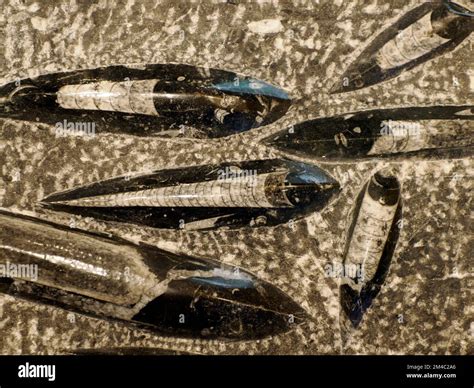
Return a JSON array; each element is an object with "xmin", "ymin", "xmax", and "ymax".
[{"xmin": 0, "ymin": 0, "xmax": 472, "ymax": 355}]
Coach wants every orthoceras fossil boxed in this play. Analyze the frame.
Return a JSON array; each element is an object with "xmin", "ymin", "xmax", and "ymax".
[
  {"xmin": 264, "ymin": 105, "xmax": 473, "ymax": 161},
  {"xmin": 0, "ymin": 63, "xmax": 291, "ymax": 138},
  {"xmin": 0, "ymin": 210, "xmax": 306, "ymax": 340},
  {"xmin": 339, "ymin": 170, "xmax": 402, "ymax": 328},
  {"xmin": 40, "ymin": 159, "xmax": 341, "ymax": 230},
  {"xmin": 331, "ymin": 0, "xmax": 473, "ymax": 93}
]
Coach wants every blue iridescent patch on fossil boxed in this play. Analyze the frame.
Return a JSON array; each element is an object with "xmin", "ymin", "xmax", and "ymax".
[
  {"xmin": 286, "ymin": 162, "xmax": 337, "ymax": 185},
  {"xmin": 213, "ymin": 78, "xmax": 290, "ymax": 100},
  {"xmin": 444, "ymin": 0, "xmax": 474, "ymax": 16},
  {"xmin": 190, "ymin": 276, "xmax": 255, "ymax": 289}
]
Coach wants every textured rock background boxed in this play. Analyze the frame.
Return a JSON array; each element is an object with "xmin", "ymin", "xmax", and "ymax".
[{"xmin": 0, "ymin": 0, "xmax": 472, "ymax": 354}]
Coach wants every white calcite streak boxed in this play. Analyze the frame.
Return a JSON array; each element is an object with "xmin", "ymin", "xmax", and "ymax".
[
  {"xmin": 247, "ymin": 19, "xmax": 283, "ymax": 34},
  {"xmin": 376, "ymin": 13, "xmax": 449, "ymax": 69}
]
